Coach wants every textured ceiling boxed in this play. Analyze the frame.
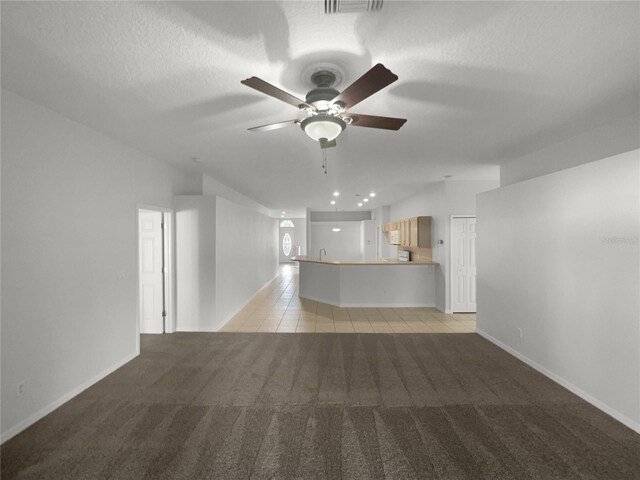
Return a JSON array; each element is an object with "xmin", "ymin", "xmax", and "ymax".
[{"xmin": 2, "ymin": 1, "xmax": 638, "ymax": 215}]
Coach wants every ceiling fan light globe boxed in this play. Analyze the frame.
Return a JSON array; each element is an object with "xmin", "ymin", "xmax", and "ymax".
[{"xmin": 301, "ymin": 116, "xmax": 345, "ymax": 142}]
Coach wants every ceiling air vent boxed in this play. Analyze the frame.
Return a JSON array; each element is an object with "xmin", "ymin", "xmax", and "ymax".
[{"xmin": 325, "ymin": 0, "xmax": 383, "ymax": 14}]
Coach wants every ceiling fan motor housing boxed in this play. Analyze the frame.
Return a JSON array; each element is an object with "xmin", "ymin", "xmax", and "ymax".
[
  {"xmin": 306, "ymin": 87, "xmax": 340, "ymax": 106},
  {"xmin": 306, "ymin": 70, "xmax": 341, "ymax": 108}
]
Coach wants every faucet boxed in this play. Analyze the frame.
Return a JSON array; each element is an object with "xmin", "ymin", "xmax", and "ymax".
[{"xmin": 319, "ymin": 248, "xmax": 327, "ymax": 260}]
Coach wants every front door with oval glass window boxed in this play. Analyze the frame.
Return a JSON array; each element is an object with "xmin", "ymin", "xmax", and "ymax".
[
  {"xmin": 279, "ymin": 220, "xmax": 296, "ymax": 262},
  {"xmin": 281, "ymin": 231, "xmax": 296, "ymax": 262},
  {"xmin": 282, "ymin": 233, "xmax": 292, "ymax": 256}
]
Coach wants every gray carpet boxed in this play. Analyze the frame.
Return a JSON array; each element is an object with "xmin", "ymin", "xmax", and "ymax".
[{"xmin": 2, "ymin": 333, "xmax": 639, "ymax": 479}]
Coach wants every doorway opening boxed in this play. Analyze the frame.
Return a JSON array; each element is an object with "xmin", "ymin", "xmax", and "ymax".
[
  {"xmin": 450, "ymin": 215, "xmax": 477, "ymax": 313},
  {"xmin": 138, "ymin": 207, "xmax": 174, "ymax": 342}
]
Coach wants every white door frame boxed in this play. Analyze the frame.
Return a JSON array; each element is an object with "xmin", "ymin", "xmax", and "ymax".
[
  {"xmin": 449, "ymin": 215, "xmax": 477, "ymax": 313},
  {"xmin": 136, "ymin": 204, "xmax": 175, "ymax": 353}
]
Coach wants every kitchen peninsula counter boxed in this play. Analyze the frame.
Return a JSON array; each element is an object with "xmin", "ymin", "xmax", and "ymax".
[
  {"xmin": 293, "ymin": 256, "xmax": 438, "ymax": 266},
  {"xmin": 293, "ymin": 256, "xmax": 438, "ymax": 308}
]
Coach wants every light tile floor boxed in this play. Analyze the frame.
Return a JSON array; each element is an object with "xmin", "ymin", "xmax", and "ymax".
[{"xmin": 220, "ymin": 264, "xmax": 476, "ymax": 334}]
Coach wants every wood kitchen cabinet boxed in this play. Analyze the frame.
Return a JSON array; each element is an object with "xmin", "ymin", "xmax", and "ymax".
[
  {"xmin": 409, "ymin": 217, "xmax": 418, "ymax": 246},
  {"xmin": 412, "ymin": 216, "xmax": 431, "ymax": 247},
  {"xmin": 385, "ymin": 216, "xmax": 431, "ymax": 247},
  {"xmin": 402, "ymin": 219, "xmax": 410, "ymax": 246}
]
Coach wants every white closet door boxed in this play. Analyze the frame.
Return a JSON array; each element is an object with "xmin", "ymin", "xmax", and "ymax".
[
  {"xmin": 467, "ymin": 217, "xmax": 477, "ymax": 312},
  {"xmin": 139, "ymin": 210, "xmax": 164, "ymax": 333},
  {"xmin": 451, "ymin": 216, "xmax": 477, "ymax": 313}
]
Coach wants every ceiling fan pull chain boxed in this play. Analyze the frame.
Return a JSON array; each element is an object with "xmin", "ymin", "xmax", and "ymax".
[{"xmin": 323, "ymin": 151, "xmax": 328, "ymax": 174}]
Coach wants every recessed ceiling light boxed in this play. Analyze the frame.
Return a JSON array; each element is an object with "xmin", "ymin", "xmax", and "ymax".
[
  {"xmin": 358, "ymin": 202, "xmax": 363, "ymax": 207},
  {"xmin": 332, "ymin": 227, "xmax": 341, "ymax": 232},
  {"xmin": 333, "ymin": 191, "xmax": 340, "ymax": 197},
  {"xmin": 281, "ymin": 211, "xmax": 286, "ymax": 214},
  {"xmin": 363, "ymin": 198, "xmax": 369, "ymax": 202},
  {"xmin": 330, "ymin": 200, "xmax": 336, "ymax": 205},
  {"xmin": 369, "ymin": 192, "xmax": 376, "ymax": 197}
]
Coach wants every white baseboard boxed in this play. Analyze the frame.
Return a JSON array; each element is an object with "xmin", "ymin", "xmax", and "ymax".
[
  {"xmin": 1, "ymin": 351, "xmax": 139, "ymax": 444},
  {"xmin": 297, "ymin": 293, "xmax": 333, "ymax": 305},
  {"xmin": 339, "ymin": 302, "xmax": 436, "ymax": 308},
  {"xmin": 215, "ymin": 274, "xmax": 280, "ymax": 331},
  {"xmin": 299, "ymin": 293, "xmax": 434, "ymax": 308},
  {"xmin": 476, "ymin": 329, "xmax": 640, "ymax": 434},
  {"xmin": 175, "ymin": 275, "xmax": 280, "ymax": 333},
  {"xmin": 176, "ymin": 326, "xmax": 219, "ymax": 332}
]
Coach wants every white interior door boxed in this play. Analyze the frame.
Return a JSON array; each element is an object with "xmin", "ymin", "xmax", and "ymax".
[
  {"xmin": 451, "ymin": 216, "xmax": 477, "ymax": 313},
  {"xmin": 139, "ymin": 210, "xmax": 164, "ymax": 333}
]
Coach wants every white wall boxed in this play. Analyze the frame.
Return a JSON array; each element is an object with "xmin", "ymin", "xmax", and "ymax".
[
  {"xmin": 372, "ymin": 205, "xmax": 392, "ymax": 260},
  {"xmin": 1, "ymin": 90, "xmax": 201, "ymax": 442},
  {"xmin": 309, "ymin": 222, "xmax": 364, "ymax": 262},
  {"xmin": 174, "ymin": 194, "xmax": 278, "ymax": 332},
  {"xmin": 174, "ymin": 196, "xmax": 217, "ymax": 331},
  {"xmin": 388, "ymin": 179, "xmax": 498, "ymax": 311},
  {"xmin": 310, "ymin": 211, "xmax": 371, "ymax": 221},
  {"xmin": 477, "ymin": 149, "xmax": 640, "ymax": 432},
  {"xmin": 203, "ymin": 174, "xmax": 272, "ymax": 217},
  {"xmin": 215, "ymin": 196, "xmax": 278, "ymax": 326},
  {"xmin": 294, "ymin": 218, "xmax": 307, "ymax": 257},
  {"xmin": 306, "ymin": 208, "xmax": 312, "ymax": 260},
  {"xmin": 500, "ymin": 114, "xmax": 639, "ymax": 186},
  {"xmin": 362, "ymin": 220, "xmax": 376, "ymax": 261}
]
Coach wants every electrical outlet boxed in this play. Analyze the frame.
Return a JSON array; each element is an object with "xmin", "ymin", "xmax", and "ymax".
[
  {"xmin": 517, "ymin": 328, "xmax": 524, "ymax": 339},
  {"xmin": 17, "ymin": 381, "xmax": 26, "ymax": 396}
]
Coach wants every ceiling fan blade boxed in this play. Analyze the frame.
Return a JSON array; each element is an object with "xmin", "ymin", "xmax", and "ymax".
[
  {"xmin": 347, "ymin": 113, "xmax": 407, "ymax": 130},
  {"xmin": 241, "ymin": 77, "xmax": 310, "ymax": 110},
  {"xmin": 247, "ymin": 119, "xmax": 299, "ymax": 132},
  {"xmin": 331, "ymin": 63, "xmax": 399, "ymax": 110},
  {"xmin": 319, "ymin": 138, "xmax": 337, "ymax": 149}
]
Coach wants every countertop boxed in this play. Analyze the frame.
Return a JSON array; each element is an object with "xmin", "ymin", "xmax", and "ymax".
[{"xmin": 293, "ymin": 256, "xmax": 438, "ymax": 266}]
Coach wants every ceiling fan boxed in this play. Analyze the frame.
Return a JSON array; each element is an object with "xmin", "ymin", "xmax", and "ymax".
[{"xmin": 241, "ymin": 63, "xmax": 407, "ymax": 149}]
